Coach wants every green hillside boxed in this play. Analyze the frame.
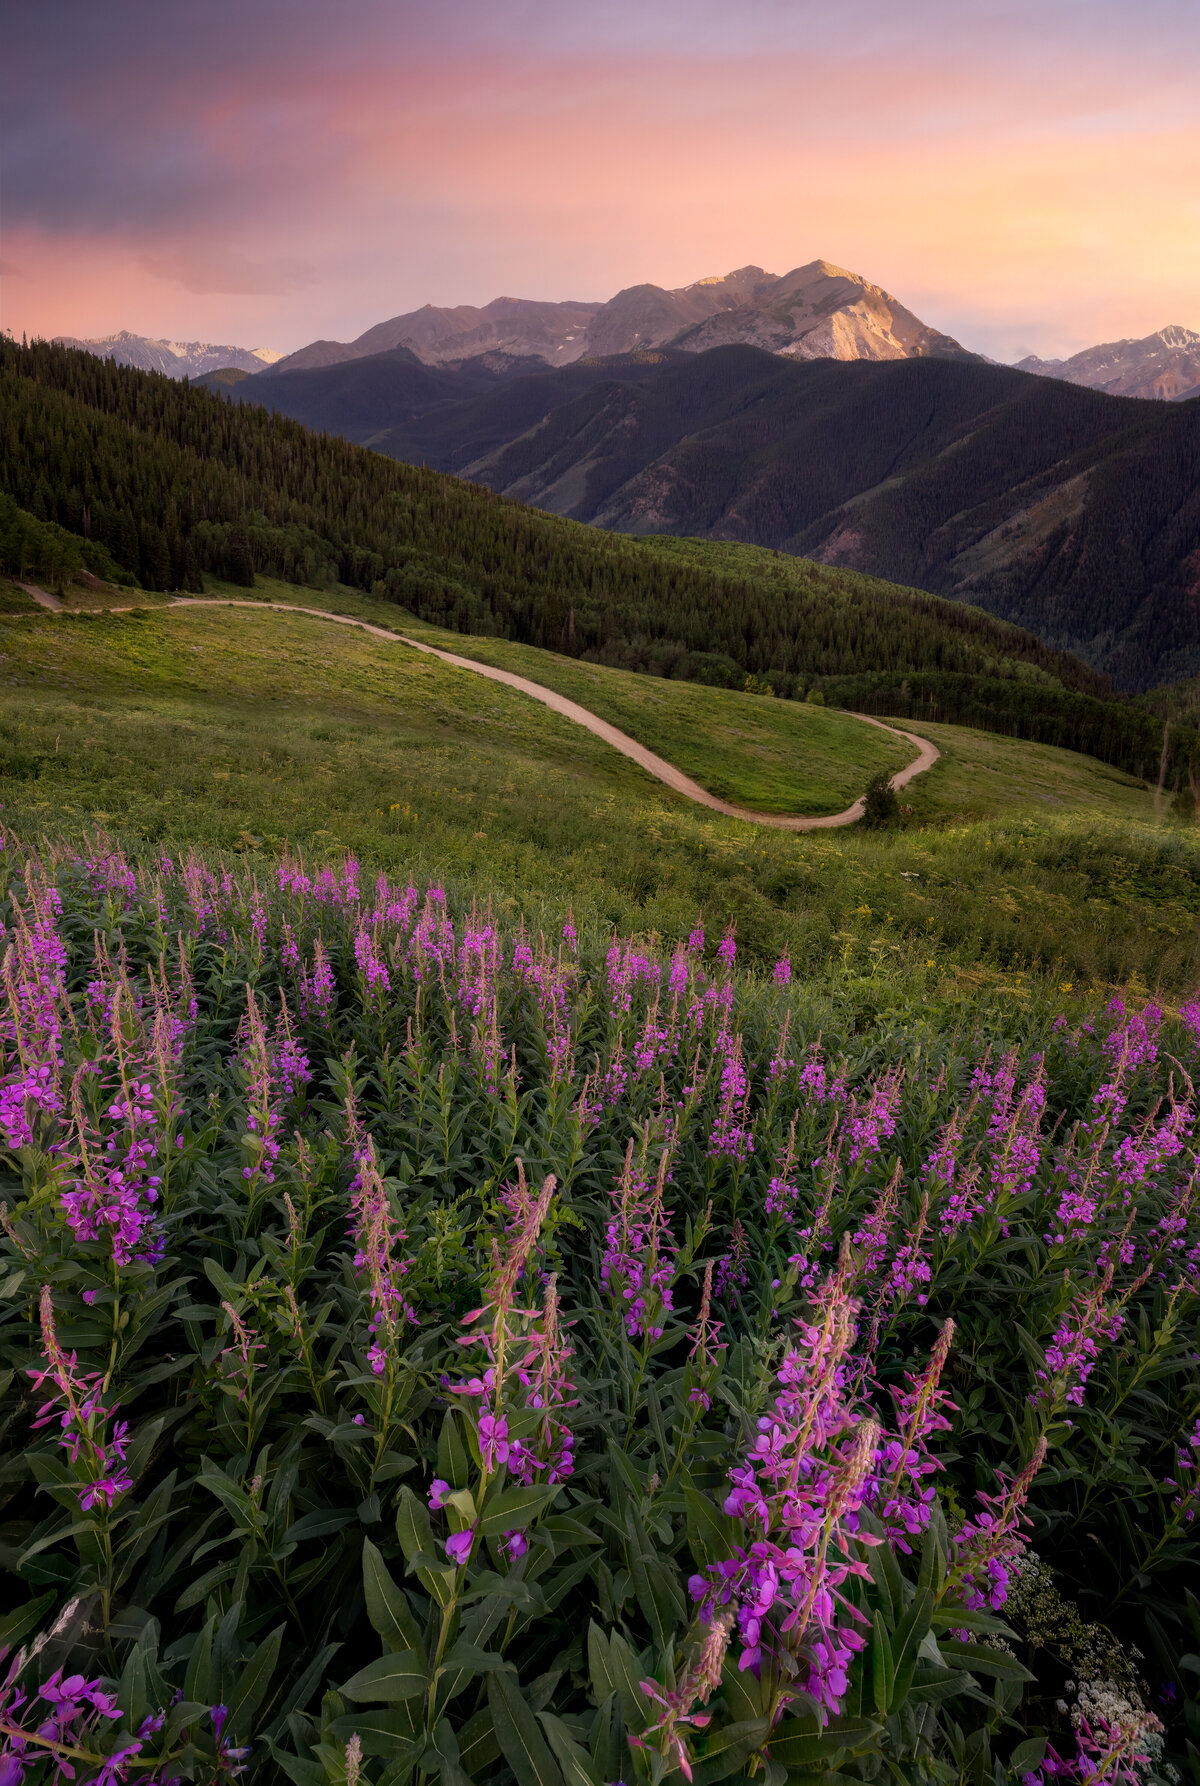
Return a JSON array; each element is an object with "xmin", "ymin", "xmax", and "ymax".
[{"xmin": 0, "ymin": 586, "xmax": 1195, "ymax": 995}]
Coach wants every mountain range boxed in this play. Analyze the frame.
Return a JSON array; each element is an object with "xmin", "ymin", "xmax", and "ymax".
[
  {"xmin": 263, "ymin": 260, "xmax": 977, "ymax": 375},
  {"xmin": 1016, "ymin": 325, "xmax": 1200, "ymax": 403},
  {"xmin": 60, "ymin": 266, "xmax": 1200, "ymax": 404},
  {"xmin": 215, "ymin": 339, "xmax": 1200, "ymax": 689},
  {"xmin": 50, "ymin": 330, "xmax": 284, "ymax": 379}
]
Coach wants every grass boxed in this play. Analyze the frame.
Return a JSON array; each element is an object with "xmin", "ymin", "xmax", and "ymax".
[
  {"xmin": 397, "ymin": 621, "xmax": 910, "ymax": 814},
  {"xmin": 0, "ymin": 573, "xmax": 1197, "ymax": 1002},
  {"xmin": 899, "ymin": 718, "xmax": 1156, "ymax": 826}
]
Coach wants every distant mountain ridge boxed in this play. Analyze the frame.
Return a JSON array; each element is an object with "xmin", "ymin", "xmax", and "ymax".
[
  {"xmin": 347, "ymin": 345, "xmax": 1200, "ymax": 691},
  {"xmin": 1016, "ymin": 325, "xmax": 1200, "ymax": 402},
  {"xmin": 51, "ymin": 330, "xmax": 284, "ymax": 379},
  {"xmin": 265, "ymin": 260, "xmax": 977, "ymax": 376}
]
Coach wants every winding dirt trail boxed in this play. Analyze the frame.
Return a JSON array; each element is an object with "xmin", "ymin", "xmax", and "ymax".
[{"xmin": 156, "ymin": 597, "xmax": 939, "ymax": 830}]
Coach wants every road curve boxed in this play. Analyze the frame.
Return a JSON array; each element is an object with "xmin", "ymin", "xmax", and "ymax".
[{"xmin": 162, "ymin": 597, "xmax": 939, "ymax": 830}]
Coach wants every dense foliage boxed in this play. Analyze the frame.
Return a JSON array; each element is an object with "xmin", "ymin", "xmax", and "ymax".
[
  {"xmin": 0, "ymin": 493, "xmax": 129, "ymax": 595},
  {"xmin": 3, "ymin": 839, "xmax": 1200, "ymax": 1785}
]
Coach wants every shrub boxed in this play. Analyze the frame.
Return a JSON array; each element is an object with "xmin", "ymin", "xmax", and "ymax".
[{"xmin": 863, "ymin": 767, "xmax": 900, "ymax": 827}]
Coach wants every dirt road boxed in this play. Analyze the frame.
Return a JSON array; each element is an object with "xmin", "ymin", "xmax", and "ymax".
[{"xmin": 158, "ymin": 597, "xmax": 940, "ymax": 829}]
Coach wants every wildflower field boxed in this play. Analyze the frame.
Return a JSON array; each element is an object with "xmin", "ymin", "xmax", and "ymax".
[{"xmin": 3, "ymin": 838, "xmax": 1200, "ymax": 1786}]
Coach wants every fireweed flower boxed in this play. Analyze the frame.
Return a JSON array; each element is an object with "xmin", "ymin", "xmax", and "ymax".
[
  {"xmin": 690, "ymin": 1266, "xmax": 880, "ymax": 1714},
  {"xmin": 1104, "ymin": 999, "xmax": 1162, "ymax": 1073},
  {"xmin": 851, "ymin": 1162, "xmax": 902, "ymax": 1282},
  {"xmin": 0, "ymin": 1650, "xmax": 169, "ymax": 1786},
  {"xmin": 353, "ymin": 922, "xmax": 391, "ymax": 1000},
  {"xmin": 444, "ymin": 1171, "xmax": 576, "ymax": 1490},
  {"xmin": 445, "ymin": 1526, "xmax": 476, "ymax": 1566},
  {"xmin": 59, "ymin": 1065, "xmax": 164, "ymax": 1269},
  {"xmin": 773, "ymin": 955, "xmax": 792, "ymax": 986},
  {"xmin": 348, "ymin": 1133, "xmax": 417, "ymax": 1375},
  {"xmin": 0, "ymin": 881, "xmax": 71, "ymax": 1148},
  {"xmin": 1031, "ymin": 1265, "xmax": 1123, "ymax": 1414},
  {"xmin": 845, "ymin": 1067, "xmax": 902, "ymax": 1167},
  {"xmin": 237, "ymin": 991, "xmax": 279, "ymax": 1188},
  {"xmin": 952, "ymin": 1439, "xmax": 1047, "ymax": 1611},
  {"xmin": 300, "ymin": 936, "xmax": 337, "ymax": 1024},
  {"xmin": 28, "ymin": 1286, "xmax": 133, "ymax": 1512},
  {"xmin": 714, "ymin": 1219, "xmax": 750, "ymax": 1303},
  {"xmin": 874, "ymin": 1318, "xmax": 955, "ymax": 1547},
  {"xmin": 220, "ymin": 1300, "xmax": 265, "ymax": 1403},
  {"xmin": 601, "ymin": 1142, "xmax": 679, "ymax": 1341},
  {"xmin": 1171, "ymin": 1415, "xmax": 1200, "ymax": 1520},
  {"xmin": 767, "ymin": 1013, "xmax": 795, "ymax": 1085},
  {"xmin": 708, "ymin": 1034, "xmax": 754, "ymax": 1161},
  {"xmin": 631, "ymin": 1615, "xmax": 733, "ymax": 1782},
  {"xmin": 883, "ymin": 1193, "xmax": 932, "ymax": 1307},
  {"xmin": 686, "ymin": 1259, "xmax": 725, "ymax": 1412},
  {"xmin": 764, "ymin": 1117, "xmax": 799, "ymax": 1218}
]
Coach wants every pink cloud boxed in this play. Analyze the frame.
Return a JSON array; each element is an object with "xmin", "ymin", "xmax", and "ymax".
[{"xmin": 6, "ymin": 34, "xmax": 1199, "ymax": 358}]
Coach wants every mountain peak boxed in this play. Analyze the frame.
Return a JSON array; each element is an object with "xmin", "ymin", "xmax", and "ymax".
[
  {"xmin": 1016, "ymin": 323, "xmax": 1200, "ymax": 401},
  {"xmin": 52, "ymin": 332, "xmax": 282, "ymax": 378},
  {"xmin": 267, "ymin": 258, "xmax": 972, "ymax": 376}
]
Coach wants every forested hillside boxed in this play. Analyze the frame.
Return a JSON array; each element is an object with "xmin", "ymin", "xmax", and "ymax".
[
  {"xmin": 354, "ymin": 346, "xmax": 1200, "ymax": 691},
  {"xmin": 6, "ymin": 336, "xmax": 1200, "ymax": 784}
]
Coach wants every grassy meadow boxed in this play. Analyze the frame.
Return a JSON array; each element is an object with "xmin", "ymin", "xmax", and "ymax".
[{"xmin": 0, "ymin": 575, "xmax": 1196, "ymax": 1005}]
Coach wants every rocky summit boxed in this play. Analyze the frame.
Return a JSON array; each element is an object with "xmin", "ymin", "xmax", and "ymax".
[
  {"xmin": 1016, "ymin": 323, "xmax": 1200, "ymax": 401},
  {"xmin": 265, "ymin": 257, "xmax": 976, "ymax": 375},
  {"xmin": 51, "ymin": 330, "xmax": 284, "ymax": 379}
]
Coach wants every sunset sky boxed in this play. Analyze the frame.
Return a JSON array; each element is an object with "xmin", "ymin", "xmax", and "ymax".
[{"xmin": 5, "ymin": 0, "xmax": 1199, "ymax": 363}]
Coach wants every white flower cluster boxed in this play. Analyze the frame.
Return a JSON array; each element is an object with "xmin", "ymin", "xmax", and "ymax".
[
  {"xmin": 1007, "ymin": 1554, "xmax": 1177, "ymax": 1785},
  {"xmin": 1073, "ymin": 1678, "xmax": 1165, "ymax": 1773}
]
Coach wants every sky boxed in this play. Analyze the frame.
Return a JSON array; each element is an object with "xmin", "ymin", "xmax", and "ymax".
[{"xmin": 4, "ymin": 0, "xmax": 1200, "ymax": 363}]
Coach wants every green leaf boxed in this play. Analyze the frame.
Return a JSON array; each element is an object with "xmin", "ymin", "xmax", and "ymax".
[
  {"xmin": 458, "ymin": 1707, "xmax": 501, "ymax": 1778},
  {"xmin": 720, "ymin": 1657, "xmax": 769, "ymax": 1722},
  {"xmin": 363, "ymin": 1537, "xmax": 427, "ymax": 1658},
  {"xmin": 396, "ymin": 1486, "xmax": 455, "ymax": 1608},
  {"xmin": 586, "ymin": 1624, "xmax": 648, "ymax": 1733},
  {"xmin": 539, "ymin": 1710, "xmax": 603, "ymax": 1786},
  {"xmin": 690, "ymin": 1717, "xmax": 771, "ymax": 1785},
  {"xmin": 224, "ymin": 1625, "xmax": 284, "ymax": 1742},
  {"xmin": 0, "ymin": 1591, "xmax": 54, "ymax": 1650},
  {"xmin": 685, "ymin": 1487, "xmax": 737, "ymax": 1567},
  {"xmin": 479, "ymin": 1483, "xmax": 558, "ymax": 1538},
  {"xmin": 889, "ymin": 1586, "xmax": 934, "ymax": 1711},
  {"xmin": 183, "ymin": 1613, "xmax": 216, "ymax": 1705},
  {"xmin": 341, "ymin": 1649, "xmax": 430, "ymax": 1704},
  {"xmin": 488, "ymin": 1669, "xmax": 565, "ymax": 1786},
  {"xmin": 625, "ymin": 1507, "xmax": 685, "ymax": 1652},
  {"xmin": 871, "ymin": 1613, "xmax": 894, "ymax": 1717},
  {"xmin": 282, "ymin": 1509, "xmax": 357, "ymax": 1544},
  {"xmin": 175, "ymin": 1562, "xmax": 238, "ymax": 1612},
  {"xmin": 936, "ymin": 1641, "xmax": 1032, "ymax": 1682},
  {"xmin": 588, "ymin": 1691, "xmax": 623, "ymax": 1783},
  {"xmin": 767, "ymin": 1719, "xmax": 847, "ymax": 1773},
  {"xmin": 437, "ymin": 1406, "xmax": 472, "ymax": 1491},
  {"xmin": 442, "ymin": 1638, "xmax": 513, "ymax": 1681},
  {"xmin": 270, "ymin": 1749, "xmax": 325, "ymax": 1786},
  {"xmin": 1011, "ymin": 1737, "xmax": 1049, "ymax": 1772},
  {"xmin": 331, "ymin": 1707, "xmax": 423, "ymax": 1756}
]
